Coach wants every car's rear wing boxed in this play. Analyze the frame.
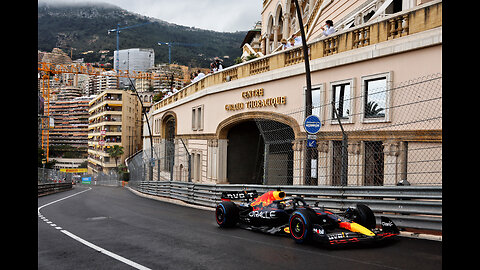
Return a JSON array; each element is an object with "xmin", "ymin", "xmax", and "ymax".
[{"xmin": 221, "ymin": 190, "xmax": 258, "ymax": 202}]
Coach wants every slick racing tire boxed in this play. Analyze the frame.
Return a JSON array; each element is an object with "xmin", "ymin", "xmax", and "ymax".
[
  {"xmin": 353, "ymin": 204, "xmax": 376, "ymax": 230},
  {"xmin": 289, "ymin": 209, "xmax": 314, "ymax": 244},
  {"xmin": 215, "ymin": 201, "xmax": 239, "ymax": 228}
]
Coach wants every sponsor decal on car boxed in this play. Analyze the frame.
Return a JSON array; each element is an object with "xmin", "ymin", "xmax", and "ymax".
[
  {"xmin": 382, "ymin": 220, "xmax": 394, "ymax": 227},
  {"xmin": 248, "ymin": 210, "xmax": 276, "ymax": 219}
]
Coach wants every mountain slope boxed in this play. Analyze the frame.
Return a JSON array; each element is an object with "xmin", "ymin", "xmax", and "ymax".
[{"xmin": 38, "ymin": 2, "xmax": 246, "ymax": 67}]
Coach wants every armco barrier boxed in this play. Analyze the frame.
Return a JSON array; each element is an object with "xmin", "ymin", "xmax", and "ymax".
[
  {"xmin": 131, "ymin": 181, "xmax": 442, "ymax": 232},
  {"xmin": 38, "ymin": 182, "xmax": 73, "ymax": 197}
]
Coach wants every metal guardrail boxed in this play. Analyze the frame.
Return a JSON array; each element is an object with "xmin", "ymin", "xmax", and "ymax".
[
  {"xmin": 38, "ymin": 182, "xmax": 73, "ymax": 197},
  {"xmin": 131, "ymin": 181, "xmax": 442, "ymax": 232}
]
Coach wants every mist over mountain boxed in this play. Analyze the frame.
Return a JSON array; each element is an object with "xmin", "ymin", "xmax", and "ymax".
[{"xmin": 38, "ymin": 1, "xmax": 246, "ymax": 67}]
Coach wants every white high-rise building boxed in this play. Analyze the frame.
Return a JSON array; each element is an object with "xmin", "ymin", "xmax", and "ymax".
[{"xmin": 113, "ymin": 48, "xmax": 155, "ymax": 88}]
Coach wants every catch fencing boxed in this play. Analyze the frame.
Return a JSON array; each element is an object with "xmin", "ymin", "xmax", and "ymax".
[
  {"xmin": 92, "ymin": 171, "xmax": 122, "ymax": 186},
  {"xmin": 248, "ymin": 73, "xmax": 442, "ymax": 186},
  {"xmin": 38, "ymin": 168, "xmax": 122, "ymax": 187},
  {"xmin": 38, "ymin": 182, "xmax": 72, "ymax": 197},
  {"xmin": 126, "ymin": 138, "xmax": 191, "ymax": 183},
  {"xmin": 129, "ymin": 181, "xmax": 442, "ymax": 232},
  {"xmin": 38, "ymin": 167, "xmax": 70, "ymax": 183},
  {"xmin": 128, "ymin": 73, "xmax": 442, "ymax": 187}
]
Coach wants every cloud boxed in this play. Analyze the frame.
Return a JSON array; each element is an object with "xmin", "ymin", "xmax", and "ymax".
[{"xmin": 39, "ymin": 0, "xmax": 261, "ymax": 32}]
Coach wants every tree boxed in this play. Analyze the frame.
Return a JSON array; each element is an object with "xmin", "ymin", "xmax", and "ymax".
[
  {"xmin": 153, "ymin": 92, "xmax": 165, "ymax": 102},
  {"xmin": 107, "ymin": 145, "xmax": 124, "ymax": 169},
  {"xmin": 365, "ymin": 101, "xmax": 384, "ymax": 117},
  {"xmin": 234, "ymin": 57, "xmax": 243, "ymax": 64},
  {"xmin": 245, "ymin": 53, "xmax": 258, "ymax": 61}
]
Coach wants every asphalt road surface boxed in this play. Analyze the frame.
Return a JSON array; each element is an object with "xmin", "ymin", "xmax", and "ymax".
[{"xmin": 38, "ymin": 185, "xmax": 442, "ymax": 270}]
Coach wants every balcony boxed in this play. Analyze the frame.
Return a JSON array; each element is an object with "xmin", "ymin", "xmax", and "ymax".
[
  {"xmin": 89, "ymin": 93, "xmax": 123, "ymax": 109},
  {"xmin": 152, "ymin": 0, "xmax": 441, "ymax": 112},
  {"xmin": 89, "ymin": 101, "xmax": 122, "ymax": 116},
  {"xmin": 89, "ymin": 114, "xmax": 122, "ymax": 127}
]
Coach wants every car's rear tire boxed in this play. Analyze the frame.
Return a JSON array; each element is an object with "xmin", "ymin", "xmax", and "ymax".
[
  {"xmin": 289, "ymin": 209, "xmax": 313, "ymax": 243},
  {"xmin": 215, "ymin": 201, "xmax": 239, "ymax": 227},
  {"xmin": 353, "ymin": 204, "xmax": 376, "ymax": 230}
]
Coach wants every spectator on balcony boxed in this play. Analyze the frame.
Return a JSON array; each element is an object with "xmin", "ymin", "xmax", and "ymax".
[
  {"xmin": 210, "ymin": 62, "xmax": 217, "ymax": 73},
  {"xmin": 281, "ymin": 38, "xmax": 288, "ymax": 50},
  {"xmin": 287, "ymin": 37, "xmax": 295, "ymax": 48},
  {"xmin": 294, "ymin": 34, "xmax": 302, "ymax": 46},
  {"xmin": 193, "ymin": 70, "xmax": 205, "ymax": 82},
  {"xmin": 190, "ymin": 71, "xmax": 198, "ymax": 83},
  {"xmin": 215, "ymin": 58, "xmax": 224, "ymax": 71},
  {"xmin": 321, "ymin": 20, "xmax": 335, "ymax": 36}
]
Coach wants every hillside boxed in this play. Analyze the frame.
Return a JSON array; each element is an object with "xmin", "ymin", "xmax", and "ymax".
[{"xmin": 38, "ymin": 2, "xmax": 246, "ymax": 68}]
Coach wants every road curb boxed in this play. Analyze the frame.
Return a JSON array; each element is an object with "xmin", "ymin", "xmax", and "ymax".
[
  {"xmin": 399, "ymin": 231, "xmax": 442, "ymax": 241},
  {"xmin": 126, "ymin": 187, "xmax": 215, "ymax": 212}
]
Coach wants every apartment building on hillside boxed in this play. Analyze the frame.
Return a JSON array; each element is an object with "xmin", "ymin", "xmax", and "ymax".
[
  {"xmin": 87, "ymin": 89, "xmax": 142, "ymax": 174},
  {"xmin": 49, "ymin": 86, "xmax": 93, "ymax": 144}
]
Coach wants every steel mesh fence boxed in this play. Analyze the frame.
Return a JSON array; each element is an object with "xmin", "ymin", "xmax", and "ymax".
[
  {"xmin": 38, "ymin": 168, "xmax": 69, "ymax": 183},
  {"xmin": 37, "ymin": 167, "xmax": 122, "ymax": 186},
  {"xmin": 128, "ymin": 73, "xmax": 441, "ymax": 187},
  {"xmin": 128, "ymin": 138, "xmax": 191, "ymax": 187},
  {"xmin": 93, "ymin": 171, "xmax": 121, "ymax": 186}
]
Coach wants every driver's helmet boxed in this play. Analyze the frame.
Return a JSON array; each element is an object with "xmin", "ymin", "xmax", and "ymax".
[{"xmin": 279, "ymin": 197, "xmax": 295, "ymax": 210}]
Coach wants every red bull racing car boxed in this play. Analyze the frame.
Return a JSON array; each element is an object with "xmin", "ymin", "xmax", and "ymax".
[{"xmin": 215, "ymin": 190, "xmax": 399, "ymax": 245}]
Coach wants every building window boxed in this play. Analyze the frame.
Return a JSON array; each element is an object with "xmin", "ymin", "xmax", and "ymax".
[
  {"xmin": 192, "ymin": 105, "xmax": 204, "ymax": 131},
  {"xmin": 330, "ymin": 79, "xmax": 354, "ymax": 124},
  {"xmin": 361, "ymin": 72, "xmax": 391, "ymax": 123},
  {"xmin": 192, "ymin": 152, "xmax": 202, "ymax": 181},
  {"xmin": 192, "ymin": 108, "xmax": 196, "ymax": 130},
  {"xmin": 304, "ymin": 84, "xmax": 325, "ymax": 119},
  {"xmin": 197, "ymin": 106, "xmax": 202, "ymax": 129}
]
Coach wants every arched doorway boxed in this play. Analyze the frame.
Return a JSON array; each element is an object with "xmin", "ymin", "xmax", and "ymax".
[
  {"xmin": 226, "ymin": 119, "xmax": 295, "ymax": 185},
  {"xmin": 163, "ymin": 114, "xmax": 176, "ymax": 172},
  {"xmin": 266, "ymin": 15, "xmax": 275, "ymax": 54},
  {"xmin": 274, "ymin": 3, "xmax": 284, "ymax": 47},
  {"xmin": 227, "ymin": 121, "xmax": 264, "ymax": 184}
]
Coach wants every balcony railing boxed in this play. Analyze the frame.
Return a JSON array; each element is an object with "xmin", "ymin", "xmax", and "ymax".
[{"xmin": 152, "ymin": 1, "xmax": 441, "ymax": 112}]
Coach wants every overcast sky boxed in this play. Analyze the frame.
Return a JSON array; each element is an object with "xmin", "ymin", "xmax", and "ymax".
[{"xmin": 39, "ymin": 0, "xmax": 262, "ymax": 32}]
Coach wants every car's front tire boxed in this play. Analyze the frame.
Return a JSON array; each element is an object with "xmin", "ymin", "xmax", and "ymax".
[{"xmin": 289, "ymin": 209, "xmax": 313, "ymax": 243}]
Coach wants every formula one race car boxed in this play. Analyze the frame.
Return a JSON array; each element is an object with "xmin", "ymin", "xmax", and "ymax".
[{"xmin": 215, "ymin": 190, "xmax": 399, "ymax": 245}]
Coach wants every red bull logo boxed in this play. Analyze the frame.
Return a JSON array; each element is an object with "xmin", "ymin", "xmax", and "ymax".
[{"xmin": 250, "ymin": 191, "xmax": 286, "ymax": 209}]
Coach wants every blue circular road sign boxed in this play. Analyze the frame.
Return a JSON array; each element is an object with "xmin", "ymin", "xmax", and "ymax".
[{"xmin": 304, "ymin": 115, "xmax": 322, "ymax": 134}]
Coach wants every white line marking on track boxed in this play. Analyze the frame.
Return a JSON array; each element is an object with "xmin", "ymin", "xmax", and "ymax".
[
  {"xmin": 38, "ymin": 187, "xmax": 151, "ymax": 270},
  {"xmin": 38, "ymin": 187, "xmax": 92, "ymax": 214},
  {"xmin": 61, "ymin": 230, "xmax": 151, "ymax": 270}
]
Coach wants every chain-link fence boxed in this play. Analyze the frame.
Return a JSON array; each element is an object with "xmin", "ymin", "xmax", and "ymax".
[
  {"xmin": 93, "ymin": 171, "xmax": 122, "ymax": 186},
  {"xmin": 38, "ymin": 167, "xmax": 123, "ymax": 186},
  {"xmin": 127, "ymin": 138, "xmax": 191, "ymax": 188},
  {"xmin": 128, "ymin": 73, "xmax": 442, "ymax": 187},
  {"xmin": 38, "ymin": 168, "xmax": 70, "ymax": 183}
]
